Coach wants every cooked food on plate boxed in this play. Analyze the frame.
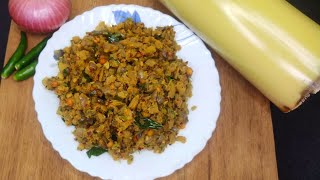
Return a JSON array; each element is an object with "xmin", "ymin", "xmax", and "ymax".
[{"xmin": 43, "ymin": 19, "xmax": 193, "ymax": 163}]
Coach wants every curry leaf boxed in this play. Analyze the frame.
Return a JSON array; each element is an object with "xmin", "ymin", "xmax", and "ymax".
[
  {"xmin": 89, "ymin": 31, "xmax": 124, "ymax": 43},
  {"xmin": 107, "ymin": 33, "xmax": 124, "ymax": 43},
  {"xmin": 134, "ymin": 114, "xmax": 163, "ymax": 129},
  {"xmin": 82, "ymin": 71, "xmax": 92, "ymax": 82},
  {"xmin": 166, "ymin": 76, "xmax": 174, "ymax": 81},
  {"xmin": 63, "ymin": 68, "xmax": 70, "ymax": 76},
  {"xmin": 86, "ymin": 147, "xmax": 107, "ymax": 158}
]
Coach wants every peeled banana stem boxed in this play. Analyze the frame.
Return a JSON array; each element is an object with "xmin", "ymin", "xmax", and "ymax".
[{"xmin": 161, "ymin": 0, "xmax": 320, "ymax": 112}]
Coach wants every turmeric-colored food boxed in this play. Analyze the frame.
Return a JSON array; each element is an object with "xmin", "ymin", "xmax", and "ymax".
[{"xmin": 43, "ymin": 19, "xmax": 193, "ymax": 163}]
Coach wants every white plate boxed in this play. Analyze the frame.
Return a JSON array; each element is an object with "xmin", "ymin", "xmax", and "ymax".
[{"xmin": 33, "ymin": 4, "xmax": 221, "ymax": 180}]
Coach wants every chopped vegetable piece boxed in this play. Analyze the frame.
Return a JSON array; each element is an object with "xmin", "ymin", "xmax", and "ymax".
[
  {"xmin": 50, "ymin": 81, "xmax": 58, "ymax": 88},
  {"xmin": 191, "ymin": 106, "xmax": 197, "ymax": 111},
  {"xmin": 107, "ymin": 141, "xmax": 113, "ymax": 148},
  {"xmin": 53, "ymin": 49, "xmax": 64, "ymax": 60},
  {"xmin": 98, "ymin": 56, "xmax": 107, "ymax": 65},
  {"xmin": 66, "ymin": 98, "xmax": 73, "ymax": 106},
  {"xmin": 147, "ymin": 129, "xmax": 154, "ymax": 136}
]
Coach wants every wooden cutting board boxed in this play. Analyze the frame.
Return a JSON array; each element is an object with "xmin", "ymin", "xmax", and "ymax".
[{"xmin": 0, "ymin": 0, "xmax": 278, "ymax": 179}]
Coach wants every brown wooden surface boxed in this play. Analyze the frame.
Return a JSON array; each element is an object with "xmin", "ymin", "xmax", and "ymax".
[{"xmin": 0, "ymin": 0, "xmax": 278, "ymax": 179}]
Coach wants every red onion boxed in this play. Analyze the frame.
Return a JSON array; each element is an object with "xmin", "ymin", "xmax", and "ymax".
[{"xmin": 9, "ymin": 0, "xmax": 71, "ymax": 34}]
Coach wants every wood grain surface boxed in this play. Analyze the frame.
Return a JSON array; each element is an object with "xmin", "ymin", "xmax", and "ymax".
[{"xmin": 0, "ymin": 0, "xmax": 278, "ymax": 179}]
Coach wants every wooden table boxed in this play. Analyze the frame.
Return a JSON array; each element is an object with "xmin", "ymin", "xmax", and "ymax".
[{"xmin": 0, "ymin": 0, "xmax": 278, "ymax": 179}]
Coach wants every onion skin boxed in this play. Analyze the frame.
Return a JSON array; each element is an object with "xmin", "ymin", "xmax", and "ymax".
[{"xmin": 8, "ymin": 0, "xmax": 71, "ymax": 34}]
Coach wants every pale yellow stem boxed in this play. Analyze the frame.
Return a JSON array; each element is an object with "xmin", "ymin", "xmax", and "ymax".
[{"xmin": 161, "ymin": 0, "xmax": 320, "ymax": 112}]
